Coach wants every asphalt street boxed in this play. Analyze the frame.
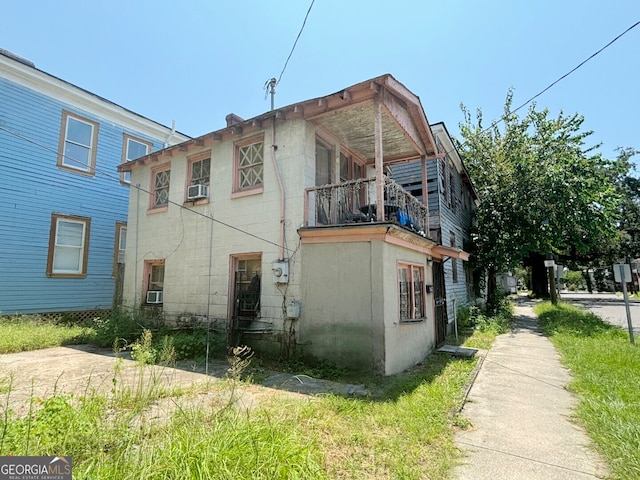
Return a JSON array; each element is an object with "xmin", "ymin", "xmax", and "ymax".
[{"xmin": 560, "ymin": 291, "xmax": 640, "ymax": 335}]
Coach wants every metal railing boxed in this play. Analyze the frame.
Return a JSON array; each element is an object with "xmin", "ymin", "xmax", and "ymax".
[{"xmin": 304, "ymin": 176, "xmax": 429, "ymax": 235}]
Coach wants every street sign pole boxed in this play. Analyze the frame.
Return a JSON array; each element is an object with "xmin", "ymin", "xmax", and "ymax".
[
  {"xmin": 618, "ymin": 264, "xmax": 635, "ymax": 345},
  {"xmin": 545, "ymin": 259, "xmax": 557, "ymax": 305}
]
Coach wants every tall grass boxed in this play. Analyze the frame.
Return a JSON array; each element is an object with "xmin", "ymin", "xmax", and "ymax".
[
  {"xmin": 535, "ymin": 302, "xmax": 640, "ymax": 479},
  {"xmin": 0, "ymin": 315, "xmax": 95, "ymax": 353},
  {"xmin": 0, "ymin": 314, "xmax": 492, "ymax": 478},
  {"xmin": 0, "ymin": 353, "xmax": 477, "ymax": 478}
]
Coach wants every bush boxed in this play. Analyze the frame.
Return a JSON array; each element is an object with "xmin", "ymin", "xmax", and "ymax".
[
  {"xmin": 564, "ymin": 270, "xmax": 586, "ymax": 291},
  {"xmin": 456, "ymin": 298, "xmax": 513, "ymax": 335},
  {"xmin": 90, "ymin": 308, "xmax": 160, "ymax": 349}
]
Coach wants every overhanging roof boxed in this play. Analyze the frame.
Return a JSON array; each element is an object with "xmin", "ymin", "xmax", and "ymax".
[{"xmin": 120, "ymin": 74, "xmax": 439, "ymax": 172}]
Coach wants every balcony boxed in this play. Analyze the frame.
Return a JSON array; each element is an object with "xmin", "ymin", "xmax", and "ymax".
[{"xmin": 304, "ymin": 176, "xmax": 429, "ymax": 236}]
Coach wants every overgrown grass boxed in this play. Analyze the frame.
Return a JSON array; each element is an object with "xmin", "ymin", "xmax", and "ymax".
[
  {"xmin": 534, "ymin": 301, "xmax": 640, "ymax": 480},
  {"xmin": 0, "ymin": 340, "xmax": 478, "ymax": 478},
  {"xmin": 451, "ymin": 297, "xmax": 514, "ymax": 350},
  {"xmin": 0, "ymin": 315, "xmax": 95, "ymax": 353},
  {"xmin": 0, "ymin": 311, "xmax": 503, "ymax": 478}
]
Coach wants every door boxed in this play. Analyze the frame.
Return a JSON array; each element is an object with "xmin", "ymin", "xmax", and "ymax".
[{"xmin": 433, "ymin": 260, "xmax": 448, "ymax": 345}]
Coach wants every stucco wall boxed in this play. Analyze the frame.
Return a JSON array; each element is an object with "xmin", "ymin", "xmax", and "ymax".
[
  {"xmin": 379, "ymin": 242, "xmax": 435, "ymax": 375},
  {"xmin": 300, "ymin": 237, "xmax": 436, "ymax": 375},
  {"xmin": 299, "ymin": 241, "xmax": 383, "ymax": 371}
]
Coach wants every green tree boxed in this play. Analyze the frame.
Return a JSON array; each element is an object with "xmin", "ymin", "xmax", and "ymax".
[{"xmin": 458, "ymin": 91, "xmax": 623, "ymax": 311}]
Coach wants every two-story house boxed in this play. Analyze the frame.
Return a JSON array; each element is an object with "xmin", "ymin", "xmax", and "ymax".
[
  {"xmin": 391, "ymin": 122, "xmax": 479, "ymax": 329},
  {"xmin": 118, "ymin": 74, "xmax": 468, "ymax": 375},
  {"xmin": 0, "ymin": 49, "xmax": 189, "ymax": 317}
]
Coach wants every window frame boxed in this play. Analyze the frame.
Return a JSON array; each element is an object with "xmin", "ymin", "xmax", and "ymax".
[
  {"xmin": 149, "ymin": 163, "xmax": 171, "ymax": 212},
  {"xmin": 143, "ymin": 260, "xmax": 165, "ymax": 304},
  {"xmin": 121, "ymin": 134, "xmax": 152, "ymax": 184},
  {"xmin": 57, "ymin": 110, "xmax": 99, "ymax": 176},
  {"xmin": 398, "ymin": 262, "xmax": 426, "ymax": 322},
  {"xmin": 450, "ymin": 232, "xmax": 458, "ymax": 283},
  {"xmin": 232, "ymin": 135, "xmax": 264, "ymax": 197},
  {"xmin": 46, "ymin": 213, "xmax": 91, "ymax": 278},
  {"xmin": 113, "ymin": 221, "xmax": 127, "ymax": 276},
  {"xmin": 187, "ymin": 151, "xmax": 211, "ymax": 203}
]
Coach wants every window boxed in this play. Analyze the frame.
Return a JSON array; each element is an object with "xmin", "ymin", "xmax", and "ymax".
[
  {"xmin": 450, "ymin": 232, "xmax": 458, "ymax": 283},
  {"xmin": 113, "ymin": 222, "xmax": 127, "ymax": 276},
  {"xmin": 121, "ymin": 134, "xmax": 151, "ymax": 183},
  {"xmin": 190, "ymin": 156, "xmax": 210, "ymax": 186},
  {"xmin": 234, "ymin": 136, "xmax": 263, "ymax": 194},
  {"xmin": 315, "ymin": 139, "xmax": 333, "ymax": 186},
  {"xmin": 57, "ymin": 111, "xmax": 99, "ymax": 175},
  {"xmin": 150, "ymin": 164, "xmax": 171, "ymax": 210},
  {"xmin": 398, "ymin": 262, "xmax": 425, "ymax": 321},
  {"xmin": 144, "ymin": 260, "xmax": 165, "ymax": 303},
  {"xmin": 47, "ymin": 214, "xmax": 90, "ymax": 277}
]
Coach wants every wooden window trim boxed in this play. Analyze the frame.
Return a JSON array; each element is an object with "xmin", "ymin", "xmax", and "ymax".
[
  {"xmin": 398, "ymin": 261, "xmax": 426, "ymax": 322},
  {"xmin": 57, "ymin": 110, "xmax": 99, "ymax": 177},
  {"xmin": 46, "ymin": 213, "xmax": 91, "ymax": 278},
  {"xmin": 450, "ymin": 232, "xmax": 458, "ymax": 283},
  {"xmin": 186, "ymin": 150, "xmax": 211, "ymax": 204},
  {"xmin": 113, "ymin": 221, "xmax": 127, "ymax": 276},
  {"xmin": 148, "ymin": 163, "xmax": 171, "ymax": 212},
  {"xmin": 232, "ymin": 134, "xmax": 264, "ymax": 196},
  {"xmin": 143, "ymin": 260, "xmax": 165, "ymax": 304},
  {"xmin": 121, "ymin": 134, "xmax": 152, "ymax": 184}
]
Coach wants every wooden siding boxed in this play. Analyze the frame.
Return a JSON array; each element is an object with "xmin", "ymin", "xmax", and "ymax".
[
  {"xmin": 391, "ymin": 149, "xmax": 476, "ymax": 322},
  {"xmin": 0, "ymin": 77, "xmax": 166, "ymax": 314}
]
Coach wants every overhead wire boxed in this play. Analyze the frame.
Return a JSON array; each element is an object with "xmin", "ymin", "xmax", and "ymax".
[
  {"xmin": 276, "ymin": 0, "xmax": 315, "ymax": 86},
  {"xmin": 0, "ymin": 124, "xmax": 294, "ymax": 254},
  {"xmin": 452, "ymin": 20, "xmax": 640, "ymax": 158}
]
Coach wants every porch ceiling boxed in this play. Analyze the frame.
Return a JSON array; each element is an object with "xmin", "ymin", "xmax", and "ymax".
[{"xmin": 316, "ymin": 98, "xmax": 432, "ymax": 165}]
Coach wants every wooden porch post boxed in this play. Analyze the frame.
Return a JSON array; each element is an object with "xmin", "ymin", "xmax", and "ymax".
[
  {"xmin": 421, "ymin": 154, "xmax": 429, "ymax": 233},
  {"xmin": 374, "ymin": 98, "xmax": 384, "ymax": 221}
]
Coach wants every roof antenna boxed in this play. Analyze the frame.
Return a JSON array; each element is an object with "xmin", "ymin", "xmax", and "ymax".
[{"xmin": 264, "ymin": 78, "xmax": 277, "ymax": 111}]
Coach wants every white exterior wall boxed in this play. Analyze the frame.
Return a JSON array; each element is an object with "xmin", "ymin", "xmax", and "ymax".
[{"xmin": 122, "ymin": 118, "xmax": 312, "ymax": 334}]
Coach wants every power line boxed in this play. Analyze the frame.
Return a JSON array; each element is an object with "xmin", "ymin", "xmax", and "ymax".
[
  {"xmin": 0, "ymin": 124, "xmax": 294, "ymax": 254},
  {"xmin": 276, "ymin": 0, "xmax": 315, "ymax": 85},
  {"xmin": 463, "ymin": 20, "xmax": 640, "ymax": 146}
]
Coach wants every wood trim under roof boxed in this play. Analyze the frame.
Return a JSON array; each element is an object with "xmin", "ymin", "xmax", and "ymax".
[{"xmin": 119, "ymin": 74, "xmax": 438, "ymax": 173}]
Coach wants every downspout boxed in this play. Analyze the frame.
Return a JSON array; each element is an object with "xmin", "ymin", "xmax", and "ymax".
[
  {"xmin": 267, "ymin": 77, "xmax": 285, "ymax": 261},
  {"xmin": 134, "ymin": 183, "xmax": 140, "ymax": 307}
]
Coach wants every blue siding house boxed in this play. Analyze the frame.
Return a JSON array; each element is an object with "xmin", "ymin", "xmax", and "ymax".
[
  {"xmin": 0, "ymin": 49, "xmax": 189, "ymax": 316},
  {"xmin": 391, "ymin": 122, "xmax": 479, "ymax": 326}
]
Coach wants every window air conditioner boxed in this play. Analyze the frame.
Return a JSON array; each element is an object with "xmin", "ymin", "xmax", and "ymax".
[
  {"xmin": 187, "ymin": 184, "xmax": 208, "ymax": 201},
  {"xmin": 146, "ymin": 291, "xmax": 163, "ymax": 304}
]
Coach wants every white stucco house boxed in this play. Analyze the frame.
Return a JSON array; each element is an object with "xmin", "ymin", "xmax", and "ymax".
[{"xmin": 118, "ymin": 74, "xmax": 468, "ymax": 375}]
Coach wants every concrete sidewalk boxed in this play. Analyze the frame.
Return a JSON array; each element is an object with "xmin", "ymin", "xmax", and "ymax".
[{"xmin": 454, "ymin": 300, "xmax": 609, "ymax": 479}]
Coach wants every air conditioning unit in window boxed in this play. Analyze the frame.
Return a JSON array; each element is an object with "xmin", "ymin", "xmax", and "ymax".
[
  {"xmin": 187, "ymin": 184, "xmax": 208, "ymax": 201},
  {"xmin": 146, "ymin": 291, "xmax": 163, "ymax": 304}
]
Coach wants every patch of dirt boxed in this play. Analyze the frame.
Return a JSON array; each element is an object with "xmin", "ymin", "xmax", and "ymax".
[{"xmin": 0, "ymin": 345, "xmax": 368, "ymax": 416}]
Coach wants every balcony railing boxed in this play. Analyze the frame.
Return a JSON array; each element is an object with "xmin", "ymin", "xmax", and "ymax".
[{"xmin": 304, "ymin": 176, "xmax": 429, "ymax": 236}]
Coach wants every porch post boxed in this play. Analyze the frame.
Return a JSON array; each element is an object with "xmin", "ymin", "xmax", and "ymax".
[
  {"xmin": 374, "ymin": 98, "xmax": 384, "ymax": 221},
  {"xmin": 421, "ymin": 154, "xmax": 429, "ymax": 233}
]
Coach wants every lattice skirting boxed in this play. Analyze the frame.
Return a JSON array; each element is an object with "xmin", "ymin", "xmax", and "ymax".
[{"xmin": 1, "ymin": 310, "xmax": 111, "ymax": 323}]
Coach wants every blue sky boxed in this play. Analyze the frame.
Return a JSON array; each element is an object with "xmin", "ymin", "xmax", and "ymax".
[{"xmin": 2, "ymin": 0, "xmax": 638, "ymax": 164}]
